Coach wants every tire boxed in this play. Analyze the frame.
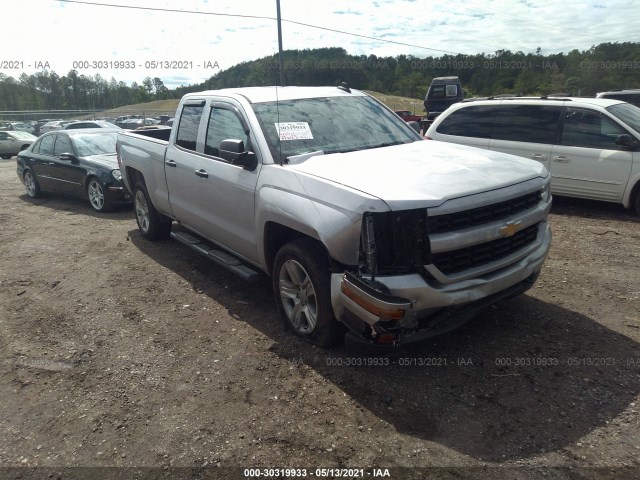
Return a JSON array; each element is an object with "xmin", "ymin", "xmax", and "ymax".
[
  {"xmin": 634, "ymin": 188, "xmax": 640, "ymax": 217},
  {"xmin": 273, "ymin": 238, "xmax": 344, "ymax": 347},
  {"xmin": 1, "ymin": 154, "xmax": 12, "ymax": 160},
  {"xmin": 87, "ymin": 177, "xmax": 113, "ymax": 213},
  {"xmin": 23, "ymin": 169, "xmax": 41, "ymax": 198},
  {"xmin": 133, "ymin": 181, "xmax": 172, "ymax": 240}
]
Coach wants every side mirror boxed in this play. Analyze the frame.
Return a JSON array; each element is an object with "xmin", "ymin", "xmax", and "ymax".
[
  {"xmin": 219, "ymin": 139, "xmax": 257, "ymax": 171},
  {"xmin": 58, "ymin": 153, "xmax": 77, "ymax": 161},
  {"xmin": 615, "ymin": 134, "xmax": 638, "ymax": 150}
]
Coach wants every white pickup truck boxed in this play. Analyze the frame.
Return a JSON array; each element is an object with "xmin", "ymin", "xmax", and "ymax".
[{"xmin": 117, "ymin": 86, "xmax": 552, "ymax": 348}]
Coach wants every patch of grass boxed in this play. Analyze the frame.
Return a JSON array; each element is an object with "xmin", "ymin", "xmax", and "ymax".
[
  {"xmin": 366, "ymin": 91, "xmax": 425, "ymax": 115},
  {"xmin": 96, "ymin": 91, "xmax": 424, "ymax": 119}
]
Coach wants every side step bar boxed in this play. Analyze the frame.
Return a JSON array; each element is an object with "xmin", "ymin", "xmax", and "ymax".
[{"xmin": 170, "ymin": 230, "xmax": 262, "ymax": 283}]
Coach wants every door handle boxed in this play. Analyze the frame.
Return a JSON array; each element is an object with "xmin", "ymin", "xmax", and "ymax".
[
  {"xmin": 553, "ymin": 156, "xmax": 570, "ymax": 163},
  {"xmin": 195, "ymin": 169, "xmax": 208, "ymax": 178},
  {"xmin": 165, "ymin": 159, "xmax": 177, "ymax": 167},
  {"xmin": 531, "ymin": 154, "xmax": 545, "ymax": 159},
  {"xmin": 46, "ymin": 162, "xmax": 55, "ymax": 165}
]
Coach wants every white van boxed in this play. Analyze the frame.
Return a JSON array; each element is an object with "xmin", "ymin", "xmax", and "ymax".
[{"xmin": 425, "ymin": 97, "xmax": 640, "ymax": 215}]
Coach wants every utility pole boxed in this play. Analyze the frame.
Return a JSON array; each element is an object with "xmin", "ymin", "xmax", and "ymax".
[{"xmin": 276, "ymin": 0, "xmax": 284, "ymax": 86}]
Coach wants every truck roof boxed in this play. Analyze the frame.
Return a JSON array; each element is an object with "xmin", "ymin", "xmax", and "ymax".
[{"xmin": 181, "ymin": 86, "xmax": 368, "ymax": 104}]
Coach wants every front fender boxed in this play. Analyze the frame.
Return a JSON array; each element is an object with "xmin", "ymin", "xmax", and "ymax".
[{"xmin": 255, "ymin": 166, "xmax": 389, "ymax": 267}]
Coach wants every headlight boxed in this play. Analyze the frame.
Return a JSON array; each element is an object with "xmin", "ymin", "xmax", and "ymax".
[{"xmin": 112, "ymin": 169, "xmax": 122, "ymax": 181}]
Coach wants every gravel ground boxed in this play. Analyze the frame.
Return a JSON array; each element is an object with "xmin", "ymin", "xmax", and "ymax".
[{"xmin": 0, "ymin": 158, "xmax": 639, "ymax": 480}]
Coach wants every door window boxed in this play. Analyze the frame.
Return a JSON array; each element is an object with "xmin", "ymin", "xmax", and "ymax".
[
  {"xmin": 492, "ymin": 105, "xmax": 561, "ymax": 144},
  {"xmin": 205, "ymin": 108, "xmax": 248, "ymax": 158},
  {"xmin": 53, "ymin": 134, "xmax": 74, "ymax": 155},
  {"xmin": 39, "ymin": 135, "xmax": 56, "ymax": 155},
  {"xmin": 560, "ymin": 108, "xmax": 627, "ymax": 150},
  {"xmin": 175, "ymin": 104, "xmax": 204, "ymax": 152},
  {"xmin": 436, "ymin": 105, "xmax": 495, "ymax": 138}
]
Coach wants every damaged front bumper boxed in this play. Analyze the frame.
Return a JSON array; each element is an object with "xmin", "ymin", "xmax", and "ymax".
[{"xmin": 330, "ymin": 221, "xmax": 551, "ymax": 346}]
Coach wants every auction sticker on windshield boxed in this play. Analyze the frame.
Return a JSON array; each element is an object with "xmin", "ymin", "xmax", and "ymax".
[{"xmin": 275, "ymin": 122, "xmax": 314, "ymax": 141}]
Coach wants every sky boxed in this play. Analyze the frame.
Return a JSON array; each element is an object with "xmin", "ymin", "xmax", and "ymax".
[{"xmin": 3, "ymin": 0, "xmax": 640, "ymax": 88}]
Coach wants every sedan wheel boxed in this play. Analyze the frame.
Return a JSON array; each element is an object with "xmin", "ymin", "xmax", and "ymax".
[
  {"xmin": 23, "ymin": 170, "xmax": 41, "ymax": 198},
  {"xmin": 87, "ymin": 178, "xmax": 112, "ymax": 212}
]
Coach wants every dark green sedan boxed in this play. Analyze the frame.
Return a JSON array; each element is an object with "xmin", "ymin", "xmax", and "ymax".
[{"xmin": 16, "ymin": 129, "xmax": 132, "ymax": 212}]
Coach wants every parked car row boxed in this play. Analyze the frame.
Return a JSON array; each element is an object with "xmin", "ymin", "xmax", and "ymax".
[
  {"xmin": 2, "ymin": 115, "xmax": 172, "ymax": 137},
  {"xmin": 15, "ymin": 129, "xmax": 132, "ymax": 212},
  {"xmin": 0, "ymin": 131, "xmax": 37, "ymax": 159},
  {"xmin": 0, "ymin": 122, "xmax": 36, "ymax": 135},
  {"xmin": 425, "ymin": 96, "xmax": 640, "ymax": 215}
]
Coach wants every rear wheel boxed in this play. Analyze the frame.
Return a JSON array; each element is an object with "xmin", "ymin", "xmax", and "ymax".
[
  {"xmin": 273, "ymin": 239, "xmax": 344, "ymax": 347},
  {"xmin": 633, "ymin": 187, "xmax": 640, "ymax": 216},
  {"xmin": 134, "ymin": 182, "xmax": 172, "ymax": 240},
  {"xmin": 23, "ymin": 169, "xmax": 41, "ymax": 198},
  {"xmin": 1, "ymin": 154, "xmax": 12, "ymax": 160}
]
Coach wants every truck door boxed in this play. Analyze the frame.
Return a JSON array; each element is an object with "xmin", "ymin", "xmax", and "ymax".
[
  {"xmin": 164, "ymin": 101, "xmax": 207, "ymax": 228},
  {"xmin": 190, "ymin": 102, "xmax": 260, "ymax": 263}
]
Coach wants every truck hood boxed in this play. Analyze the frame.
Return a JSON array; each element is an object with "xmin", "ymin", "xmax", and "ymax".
[{"xmin": 289, "ymin": 140, "xmax": 548, "ymax": 209}]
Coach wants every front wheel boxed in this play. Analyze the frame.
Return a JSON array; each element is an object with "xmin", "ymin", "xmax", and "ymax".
[
  {"xmin": 273, "ymin": 239, "xmax": 344, "ymax": 347},
  {"xmin": 133, "ymin": 182, "xmax": 172, "ymax": 240},
  {"xmin": 87, "ymin": 177, "xmax": 113, "ymax": 212},
  {"xmin": 633, "ymin": 188, "xmax": 640, "ymax": 216}
]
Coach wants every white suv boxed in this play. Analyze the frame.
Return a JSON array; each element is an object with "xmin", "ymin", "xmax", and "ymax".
[{"xmin": 425, "ymin": 97, "xmax": 640, "ymax": 215}]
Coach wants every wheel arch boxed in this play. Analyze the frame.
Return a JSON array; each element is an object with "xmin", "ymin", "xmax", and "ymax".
[
  {"xmin": 124, "ymin": 166, "xmax": 145, "ymax": 191},
  {"xmin": 263, "ymin": 222, "xmax": 339, "ymax": 277}
]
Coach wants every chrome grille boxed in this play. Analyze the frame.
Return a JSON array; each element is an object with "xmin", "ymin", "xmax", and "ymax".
[
  {"xmin": 431, "ymin": 223, "xmax": 539, "ymax": 274},
  {"xmin": 429, "ymin": 191, "xmax": 541, "ymax": 234}
]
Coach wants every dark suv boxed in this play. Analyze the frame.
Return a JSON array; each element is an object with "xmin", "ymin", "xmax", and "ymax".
[{"xmin": 423, "ymin": 76, "xmax": 464, "ymax": 123}]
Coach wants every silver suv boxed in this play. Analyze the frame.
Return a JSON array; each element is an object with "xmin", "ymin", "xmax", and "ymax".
[{"xmin": 425, "ymin": 96, "xmax": 640, "ymax": 215}]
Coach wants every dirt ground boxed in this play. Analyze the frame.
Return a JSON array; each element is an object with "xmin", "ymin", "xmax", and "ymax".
[{"xmin": 0, "ymin": 158, "xmax": 638, "ymax": 480}]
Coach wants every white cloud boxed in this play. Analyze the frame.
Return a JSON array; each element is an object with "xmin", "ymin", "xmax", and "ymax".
[{"xmin": 3, "ymin": 0, "xmax": 639, "ymax": 87}]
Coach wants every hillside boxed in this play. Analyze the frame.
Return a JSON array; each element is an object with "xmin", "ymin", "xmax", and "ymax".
[
  {"xmin": 2, "ymin": 43, "xmax": 639, "ymax": 115},
  {"xmin": 94, "ymin": 91, "xmax": 423, "ymax": 119}
]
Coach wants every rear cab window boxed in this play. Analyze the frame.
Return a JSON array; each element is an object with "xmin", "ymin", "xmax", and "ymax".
[{"xmin": 175, "ymin": 102, "xmax": 204, "ymax": 152}]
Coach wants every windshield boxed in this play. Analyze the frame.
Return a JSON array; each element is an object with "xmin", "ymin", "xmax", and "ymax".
[
  {"xmin": 251, "ymin": 95, "xmax": 420, "ymax": 163},
  {"xmin": 72, "ymin": 132, "xmax": 118, "ymax": 157},
  {"xmin": 606, "ymin": 103, "xmax": 640, "ymax": 134}
]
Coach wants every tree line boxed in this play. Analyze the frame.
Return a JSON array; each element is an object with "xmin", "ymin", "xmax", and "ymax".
[{"xmin": 1, "ymin": 42, "xmax": 639, "ymax": 113}]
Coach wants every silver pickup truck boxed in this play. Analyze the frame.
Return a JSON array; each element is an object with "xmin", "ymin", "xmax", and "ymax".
[{"xmin": 117, "ymin": 86, "xmax": 552, "ymax": 348}]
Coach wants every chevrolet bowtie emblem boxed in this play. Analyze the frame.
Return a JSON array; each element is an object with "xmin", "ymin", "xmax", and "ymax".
[{"xmin": 498, "ymin": 221, "xmax": 521, "ymax": 238}]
